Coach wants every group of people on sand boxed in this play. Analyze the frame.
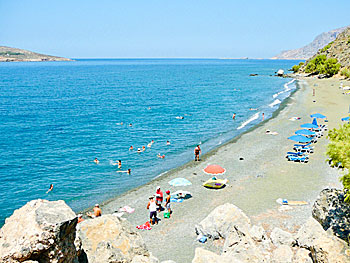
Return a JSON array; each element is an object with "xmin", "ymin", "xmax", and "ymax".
[{"xmin": 147, "ymin": 186, "xmax": 172, "ymax": 225}]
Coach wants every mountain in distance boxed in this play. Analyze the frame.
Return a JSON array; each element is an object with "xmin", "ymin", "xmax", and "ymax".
[
  {"xmin": 0, "ymin": 46, "xmax": 72, "ymax": 62},
  {"xmin": 272, "ymin": 26, "xmax": 348, "ymax": 60},
  {"xmin": 299, "ymin": 26, "xmax": 350, "ymax": 73}
]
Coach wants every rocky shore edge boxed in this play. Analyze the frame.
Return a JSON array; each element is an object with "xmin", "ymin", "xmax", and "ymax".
[{"xmin": 0, "ymin": 188, "xmax": 349, "ymax": 263}]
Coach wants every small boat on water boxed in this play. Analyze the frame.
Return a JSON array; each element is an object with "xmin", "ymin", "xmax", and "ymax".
[{"xmin": 203, "ymin": 177, "xmax": 228, "ymax": 189}]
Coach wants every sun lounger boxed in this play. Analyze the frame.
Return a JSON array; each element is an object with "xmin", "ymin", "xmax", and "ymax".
[
  {"xmin": 294, "ymin": 142, "xmax": 312, "ymax": 148},
  {"xmin": 293, "ymin": 146, "xmax": 314, "ymax": 153},
  {"xmin": 287, "ymin": 155, "xmax": 309, "ymax": 163}
]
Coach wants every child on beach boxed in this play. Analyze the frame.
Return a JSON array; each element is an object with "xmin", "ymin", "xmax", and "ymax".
[
  {"xmin": 165, "ymin": 190, "xmax": 172, "ymax": 217},
  {"xmin": 194, "ymin": 145, "xmax": 201, "ymax": 161}
]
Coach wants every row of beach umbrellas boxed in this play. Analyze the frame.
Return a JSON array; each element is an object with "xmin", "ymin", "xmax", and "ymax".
[{"xmin": 288, "ymin": 113, "xmax": 326, "ymax": 143}]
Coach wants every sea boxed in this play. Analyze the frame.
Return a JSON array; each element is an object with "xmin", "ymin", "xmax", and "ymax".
[{"xmin": 0, "ymin": 59, "xmax": 301, "ymax": 225}]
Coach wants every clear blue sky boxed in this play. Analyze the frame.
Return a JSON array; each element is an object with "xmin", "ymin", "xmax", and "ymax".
[{"xmin": 1, "ymin": 0, "xmax": 349, "ymax": 58}]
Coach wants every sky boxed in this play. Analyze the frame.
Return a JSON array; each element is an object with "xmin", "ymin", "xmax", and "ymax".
[{"xmin": 0, "ymin": 0, "xmax": 349, "ymax": 59}]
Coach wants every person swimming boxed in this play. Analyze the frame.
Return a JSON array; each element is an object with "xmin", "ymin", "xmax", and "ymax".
[
  {"xmin": 46, "ymin": 184, "xmax": 53, "ymax": 194},
  {"xmin": 129, "ymin": 123, "xmax": 132, "ymax": 127},
  {"xmin": 176, "ymin": 116, "xmax": 184, "ymax": 119},
  {"xmin": 129, "ymin": 146, "xmax": 134, "ymax": 150},
  {"xmin": 94, "ymin": 158, "xmax": 99, "ymax": 164},
  {"xmin": 137, "ymin": 148, "xmax": 142, "ymax": 153},
  {"xmin": 112, "ymin": 160, "xmax": 122, "ymax": 168},
  {"xmin": 117, "ymin": 168, "xmax": 131, "ymax": 175},
  {"xmin": 142, "ymin": 146, "xmax": 146, "ymax": 151},
  {"xmin": 166, "ymin": 140, "xmax": 170, "ymax": 145},
  {"xmin": 157, "ymin": 153, "xmax": 165, "ymax": 159}
]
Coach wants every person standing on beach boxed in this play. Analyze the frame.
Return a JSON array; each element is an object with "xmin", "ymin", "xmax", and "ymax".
[
  {"xmin": 147, "ymin": 196, "xmax": 158, "ymax": 225},
  {"xmin": 262, "ymin": 113, "xmax": 265, "ymax": 121},
  {"xmin": 194, "ymin": 145, "xmax": 201, "ymax": 161},
  {"xmin": 165, "ymin": 190, "xmax": 172, "ymax": 217},
  {"xmin": 155, "ymin": 186, "xmax": 163, "ymax": 211}
]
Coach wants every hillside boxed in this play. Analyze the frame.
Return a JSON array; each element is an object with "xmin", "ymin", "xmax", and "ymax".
[
  {"xmin": 272, "ymin": 27, "xmax": 347, "ymax": 60},
  {"xmin": 0, "ymin": 46, "xmax": 72, "ymax": 62},
  {"xmin": 297, "ymin": 27, "xmax": 350, "ymax": 76}
]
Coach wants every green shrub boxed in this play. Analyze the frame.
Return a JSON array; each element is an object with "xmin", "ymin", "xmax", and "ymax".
[
  {"xmin": 320, "ymin": 42, "xmax": 333, "ymax": 52},
  {"xmin": 321, "ymin": 58, "xmax": 341, "ymax": 76},
  {"xmin": 341, "ymin": 68, "xmax": 350, "ymax": 79},
  {"xmin": 304, "ymin": 55, "xmax": 340, "ymax": 76},
  {"xmin": 327, "ymin": 123, "xmax": 350, "ymax": 202},
  {"xmin": 291, "ymin": 62, "xmax": 305, "ymax": 73}
]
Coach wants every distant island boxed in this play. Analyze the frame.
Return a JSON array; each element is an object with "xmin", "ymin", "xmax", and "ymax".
[
  {"xmin": 0, "ymin": 46, "xmax": 72, "ymax": 62},
  {"xmin": 272, "ymin": 26, "xmax": 347, "ymax": 60}
]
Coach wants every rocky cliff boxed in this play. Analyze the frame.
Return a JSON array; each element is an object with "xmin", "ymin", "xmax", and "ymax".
[
  {"xmin": 305, "ymin": 27, "xmax": 350, "ymax": 69},
  {"xmin": 272, "ymin": 27, "xmax": 347, "ymax": 60},
  {"xmin": 0, "ymin": 46, "xmax": 72, "ymax": 62},
  {"xmin": 1, "ymin": 192, "xmax": 349, "ymax": 263}
]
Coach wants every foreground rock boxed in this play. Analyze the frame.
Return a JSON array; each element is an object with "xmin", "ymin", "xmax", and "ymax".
[
  {"xmin": 312, "ymin": 188, "xmax": 350, "ymax": 242},
  {"xmin": 0, "ymin": 199, "xmax": 79, "ymax": 263},
  {"xmin": 77, "ymin": 214, "xmax": 158, "ymax": 263},
  {"xmin": 193, "ymin": 203, "xmax": 350, "ymax": 263}
]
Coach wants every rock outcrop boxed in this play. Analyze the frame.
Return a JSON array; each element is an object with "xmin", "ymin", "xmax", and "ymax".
[
  {"xmin": 312, "ymin": 188, "xmax": 350, "ymax": 242},
  {"xmin": 0, "ymin": 199, "xmax": 79, "ymax": 263},
  {"xmin": 192, "ymin": 203, "xmax": 350, "ymax": 263},
  {"xmin": 77, "ymin": 214, "xmax": 157, "ymax": 263}
]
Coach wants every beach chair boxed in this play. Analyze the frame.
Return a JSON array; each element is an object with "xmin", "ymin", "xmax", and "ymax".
[
  {"xmin": 293, "ymin": 146, "xmax": 314, "ymax": 153},
  {"xmin": 287, "ymin": 155, "xmax": 309, "ymax": 163}
]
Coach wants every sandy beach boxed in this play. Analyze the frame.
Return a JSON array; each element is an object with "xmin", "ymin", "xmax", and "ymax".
[{"xmin": 100, "ymin": 77, "xmax": 350, "ymax": 262}]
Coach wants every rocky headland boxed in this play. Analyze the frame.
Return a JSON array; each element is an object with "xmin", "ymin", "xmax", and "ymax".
[
  {"xmin": 0, "ymin": 46, "xmax": 72, "ymax": 62},
  {"xmin": 272, "ymin": 26, "xmax": 347, "ymax": 60},
  {"xmin": 1, "ymin": 188, "xmax": 349, "ymax": 263}
]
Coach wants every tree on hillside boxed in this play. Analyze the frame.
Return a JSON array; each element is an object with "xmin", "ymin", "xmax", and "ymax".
[
  {"xmin": 305, "ymin": 55, "xmax": 341, "ymax": 76},
  {"xmin": 327, "ymin": 123, "xmax": 350, "ymax": 202}
]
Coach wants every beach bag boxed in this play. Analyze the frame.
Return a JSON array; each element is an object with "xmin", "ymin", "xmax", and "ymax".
[{"xmin": 164, "ymin": 212, "xmax": 170, "ymax": 218}]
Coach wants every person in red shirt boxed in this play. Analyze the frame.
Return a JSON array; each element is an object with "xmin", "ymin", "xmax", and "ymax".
[{"xmin": 155, "ymin": 186, "xmax": 163, "ymax": 211}]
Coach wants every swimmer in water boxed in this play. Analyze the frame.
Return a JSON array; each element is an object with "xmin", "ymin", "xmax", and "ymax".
[
  {"xmin": 166, "ymin": 140, "xmax": 170, "ymax": 145},
  {"xmin": 94, "ymin": 158, "xmax": 99, "ymax": 164},
  {"xmin": 46, "ymin": 184, "xmax": 54, "ymax": 194},
  {"xmin": 148, "ymin": 107, "xmax": 151, "ymax": 110},
  {"xmin": 117, "ymin": 168, "xmax": 131, "ymax": 175},
  {"xmin": 129, "ymin": 146, "xmax": 133, "ymax": 151},
  {"xmin": 116, "ymin": 122, "xmax": 124, "ymax": 125},
  {"xmin": 112, "ymin": 160, "xmax": 122, "ymax": 169},
  {"xmin": 232, "ymin": 113, "xmax": 236, "ymax": 120},
  {"xmin": 129, "ymin": 123, "xmax": 132, "ymax": 127},
  {"xmin": 142, "ymin": 146, "xmax": 146, "ymax": 151},
  {"xmin": 157, "ymin": 153, "xmax": 165, "ymax": 159},
  {"xmin": 137, "ymin": 148, "xmax": 142, "ymax": 153},
  {"xmin": 176, "ymin": 116, "xmax": 184, "ymax": 119}
]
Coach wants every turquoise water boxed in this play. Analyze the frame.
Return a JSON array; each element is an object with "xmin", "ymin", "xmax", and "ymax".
[{"xmin": 0, "ymin": 59, "xmax": 300, "ymax": 224}]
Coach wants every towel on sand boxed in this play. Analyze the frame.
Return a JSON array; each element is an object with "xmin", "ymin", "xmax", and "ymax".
[
  {"xmin": 170, "ymin": 198, "xmax": 184, "ymax": 203},
  {"xmin": 136, "ymin": 221, "xmax": 152, "ymax": 230},
  {"xmin": 119, "ymin": 205, "xmax": 135, "ymax": 213}
]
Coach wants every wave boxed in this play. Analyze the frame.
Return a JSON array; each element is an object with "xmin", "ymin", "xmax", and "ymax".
[
  {"xmin": 237, "ymin": 112, "xmax": 260, "ymax": 130},
  {"xmin": 272, "ymin": 79, "xmax": 295, "ymax": 98},
  {"xmin": 269, "ymin": 99, "xmax": 281, "ymax": 108}
]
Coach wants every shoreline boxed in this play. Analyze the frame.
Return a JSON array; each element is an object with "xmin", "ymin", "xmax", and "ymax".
[
  {"xmin": 81, "ymin": 79, "xmax": 300, "ymax": 213},
  {"xmin": 96, "ymin": 76, "xmax": 349, "ymax": 262}
]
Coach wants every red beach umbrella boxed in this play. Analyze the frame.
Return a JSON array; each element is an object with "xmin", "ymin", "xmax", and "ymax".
[{"xmin": 203, "ymin": 164, "xmax": 226, "ymax": 175}]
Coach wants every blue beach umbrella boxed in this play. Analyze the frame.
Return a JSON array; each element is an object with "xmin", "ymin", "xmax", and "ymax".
[
  {"xmin": 310, "ymin": 113, "xmax": 326, "ymax": 119},
  {"xmin": 295, "ymin": 129, "xmax": 316, "ymax": 136},
  {"xmin": 168, "ymin": 178, "xmax": 192, "ymax": 187},
  {"xmin": 288, "ymin": 135, "xmax": 312, "ymax": 143},
  {"xmin": 300, "ymin": 123, "xmax": 318, "ymax": 129},
  {"xmin": 312, "ymin": 118, "xmax": 318, "ymax": 126},
  {"xmin": 341, "ymin": 116, "xmax": 350, "ymax": 121}
]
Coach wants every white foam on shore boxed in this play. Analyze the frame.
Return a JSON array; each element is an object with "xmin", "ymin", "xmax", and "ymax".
[
  {"xmin": 237, "ymin": 112, "xmax": 260, "ymax": 130},
  {"xmin": 269, "ymin": 99, "xmax": 281, "ymax": 108},
  {"xmin": 272, "ymin": 79, "xmax": 295, "ymax": 98}
]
